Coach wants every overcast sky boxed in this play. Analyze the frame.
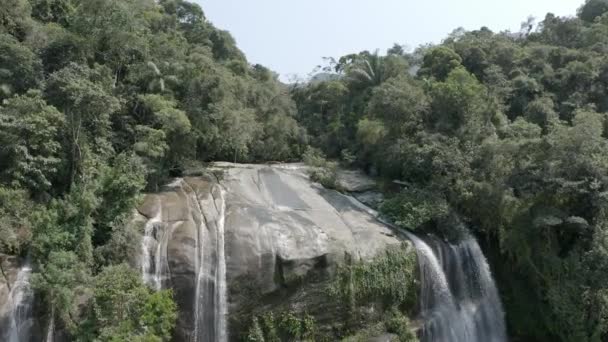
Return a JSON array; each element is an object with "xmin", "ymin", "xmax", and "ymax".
[{"xmin": 196, "ymin": 0, "xmax": 583, "ymax": 81}]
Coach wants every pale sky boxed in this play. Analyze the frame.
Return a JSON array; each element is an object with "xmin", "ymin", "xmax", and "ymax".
[{"xmin": 196, "ymin": 0, "xmax": 584, "ymax": 81}]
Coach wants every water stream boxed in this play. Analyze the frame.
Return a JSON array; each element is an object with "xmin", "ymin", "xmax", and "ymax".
[
  {"xmin": 141, "ymin": 199, "xmax": 163, "ymax": 289},
  {"xmin": 141, "ymin": 181, "xmax": 228, "ymax": 342},
  {"xmin": 137, "ymin": 170, "xmax": 504, "ymax": 342},
  {"xmin": 193, "ymin": 187, "xmax": 228, "ymax": 342},
  {"xmin": 7, "ymin": 262, "xmax": 34, "ymax": 342},
  {"xmin": 405, "ymin": 232, "xmax": 507, "ymax": 342}
]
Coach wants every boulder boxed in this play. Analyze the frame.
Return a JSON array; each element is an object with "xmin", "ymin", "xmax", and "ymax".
[{"xmin": 136, "ymin": 163, "xmax": 404, "ymax": 341}]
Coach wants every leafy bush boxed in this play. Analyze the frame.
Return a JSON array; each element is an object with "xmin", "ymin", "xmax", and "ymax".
[
  {"xmin": 80, "ymin": 264, "xmax": 177, "ymax": 341},
  {"xmin": 0, "ymin": 187, "xmax": 32, "ymax": 255},
  {"xmin": 380, "ymin": 187, "xmax": 449, "ymax": 230},
  {"xmin": 328, "ymin": 243, "xmax": 418, "ymax": 310},
  {"xmin": 246, "ymin": 311, "xmax": 317, "ymax": 342},
  {"xmin": 384, "ymin": 307, "xmax": 418, "ymax": 342},
  {"xmin": 302, "ymin": 146, "xmax": 340, "ymax": 190}
]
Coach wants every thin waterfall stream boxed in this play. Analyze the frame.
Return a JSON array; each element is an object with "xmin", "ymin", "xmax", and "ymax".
[
  {"xmin": 214, "ymin": 188, "xmax": 228, "ymax": 342},
  {"xmin": 46, "ymin": 307, "xmax": 55, "ymax": 342},
  {"xmin": 7, "ymin": 261, "xmax": 34, "ymax": 342},
  {"xmin": 193, "ymin": 185, "xmax": 228, "ymax": 342},
  {"xmin": 141, "ymin": 197, "xmax": 163, "ymax": 289}
]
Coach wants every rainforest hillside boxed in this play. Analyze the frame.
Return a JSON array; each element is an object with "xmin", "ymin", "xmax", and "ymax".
[
  {"xmin": 1, "ymin": 0, "xmax": 303, "ymax": 340},
  {"xmin": 293, "ymin": 2, "xmax": 608, "ymax": 340}
]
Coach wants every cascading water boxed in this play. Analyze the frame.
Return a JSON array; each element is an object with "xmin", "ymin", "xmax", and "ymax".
[
  {"xmin": 345, "ymin": 192, "xmax": 506, "ymax": 341},
  {"xmin": 141, "ymin": 198, "xmax": 163, "ymax": 289},
  {"xmin": 7, "ymin": 262, "xmax": 34, "ymax": 342},
  {"xmin": 45, "ymin": 308, "xmax": 55, "ymax": 342},
  {"xmin": 193, "ymin": 186, "xmax": 228, "ymax": 342},
  {"xmin": 214, "ymin": 189, "xmax": 228, "ymax": 342},
  {"xmin": 405, "ymin": 232, "xmax": 507, "ymax": 342},
  {"xmin": 141, "ymin": 179, "xmax": 228, "ymax": 341}
]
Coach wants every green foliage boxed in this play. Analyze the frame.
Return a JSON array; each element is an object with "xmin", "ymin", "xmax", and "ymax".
[
  {"xmin": 366, "ymin": 75, "xmax": 428, "ymax": 136},
  {"xmin": 0, "ymin": 1, "xmax": 307, "ymax": 340},
  {"xmin": 30, "ymin": 0, "xmax": 75, "ymax": 25},
  {"xmin": 328, "ymin": 243, "xmax": 417, "ymax": 309},
  {"xmin": 31, "ymin": 250, "xmax": 90, "ymax": 332},
  {"xmin": 344, "ymin": 50, "xmax": 406, "ymax": 87},
  {"xmin": 380, "ymin": 188, "xmax": 450, "ymax": 230},
  {"xmin": 579, "ymin": 0, "xmax": 608, "ymax": 22},
  {"xmin": 293, "ymin": 7, "xmax": 608, "ymax": 341},
  {"xmin": 419, "ymin": 46, "xmax": 463, "ymax": 81},
  {"xmin": 0, "ymin": 33, "xmax": 41, "ymax": 100},
  {"xmin": 246, "ymin": 311, "xmax": 316, "ymax": 342},
  {"xmin": 0, "ymin": 0, "xmax": 33, "ymax": 40},
  {"xmin": 80, "ymin": 264, "xmax": 177, "ymax": 341},
  {"xmin": 302, "ymin": 147, "xmax": 339, "ymax": 189},
  {"xmin": 246, "ymin": 317, "xmax": 266, "ymax": 342},
  {"xmin": 2, "ymin": 0, "xmax": 608, "ymax": 340},
  {"xmin": 356, "ymin": 118, "xmax": 386, "ymax": 146},
  {"xmin": 384, "ymin": 307, "xmax": 418, "ymax": 342},
  {"xmin": 428, "ymin": 66, "xmax": 489, "ymax": 135},
  {"xmin": 0, "ymin": 90, "xmax": 64, "ymax": 192},
  {"xmin": 0, "ymin": 187, "xmax": 32, "ymax": 254}
]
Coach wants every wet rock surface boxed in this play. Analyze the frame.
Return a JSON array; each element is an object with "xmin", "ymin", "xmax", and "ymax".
[
  {"xmin": 137, "ymin": 163, "xmax": 404, "ymax": 340},
  {"xmin": 0, "ymin": 254, "xmax": 21, "ymax": 322}
]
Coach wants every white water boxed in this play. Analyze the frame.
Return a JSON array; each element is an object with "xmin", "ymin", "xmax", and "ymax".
[
  {"xmin": 215, "ymin": 189, "xmax": 228, "ymax": 342},
  {"xmin": 141, "ymin": 200, "xmax": 163, "ymax": 289},
  {"xmin": 141, "ymin": 180, "xmax": 228, "ymax": 341},
  {"xmin": 405, "ymin": 232, "xmax": 507, "ymax": 342},
  {"xmin": 7, "ymin": 263, "xmax": 34, "ymax": 342},
  {"xmin": 193, "ymin": 186, "xmax": 228, "ymax": 342},
  {"xmin": 45, "ymin": 307, "xmax": 55, "ymax": 342}
]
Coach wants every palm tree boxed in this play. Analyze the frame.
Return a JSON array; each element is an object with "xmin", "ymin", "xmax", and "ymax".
[{"xmin": 345, "ymin": 50, "xmax": 389, "ymax": 87}]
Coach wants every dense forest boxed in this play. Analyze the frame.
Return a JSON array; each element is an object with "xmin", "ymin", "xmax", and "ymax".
[
  {"xmin": 1, "ymin": 0, "xmax": 302, "ymax": 340},
  {"xmin": 1, "ymin": 0, "xmax": 608, "ymax": 340}
]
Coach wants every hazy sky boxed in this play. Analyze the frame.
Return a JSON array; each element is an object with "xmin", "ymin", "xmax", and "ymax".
[{"xmin": 196, "ymin": 0, "xmax": 583, "ymax": 81}]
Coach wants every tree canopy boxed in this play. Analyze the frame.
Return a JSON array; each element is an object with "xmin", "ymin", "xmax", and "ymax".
[{"xmin": 294, "ymin": 9, "xmax": 608, "ymax": 341}]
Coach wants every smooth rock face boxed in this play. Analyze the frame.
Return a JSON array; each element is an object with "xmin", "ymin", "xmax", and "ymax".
[
  {"xmin": 217, "ymin": 163, "xmax": 399, "ymax": 291},
  {"xmin": 0, "ymin": 255, "xmax": 21, "ymax": 321},
  {"xmin": 139, "ymin": 175, "xmax": 227, "ymax": 342},
  {"xmin": 138, "ymin": 163, "xmax": 402, "ymax": 341}
]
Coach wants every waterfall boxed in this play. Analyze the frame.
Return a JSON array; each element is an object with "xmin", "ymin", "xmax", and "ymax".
[
  {"xmin": 405, "ymin": 232, "xmax": 507, "ymax": 342},
  {"xmin": 7, "ymin": 262, "xmax": 34, "ymax": 342},
  {"xmin": 215, "ymin": 189, "xmax": 228, "ymax": 342},
  {"xmin": 140, "ymin": 180, "xmax": 228, "ymax": 341},
  {"xmin": 45, "ymin": 307, "xmax": 55, "ymax": 342},
  {"xmin": 194, "ymin": 187, "xmax": 228, "ymax": 342},
  {"xmin": 141, "ymin": 200, "xmax": 163, "ymax": 289}
]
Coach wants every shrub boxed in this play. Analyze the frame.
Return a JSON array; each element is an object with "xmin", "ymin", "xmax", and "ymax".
[{"xmin": 380, "ymin": 187, "xmax": 449, "ymax": 230}]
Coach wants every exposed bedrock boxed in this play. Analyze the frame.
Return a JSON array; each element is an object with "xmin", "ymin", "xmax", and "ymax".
[{"xmin": 137, "ymin": 163, "xmax": 402, "ymax": 341}]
